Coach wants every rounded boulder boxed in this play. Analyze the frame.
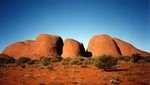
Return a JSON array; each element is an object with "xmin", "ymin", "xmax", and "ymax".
[
  {"xmin": 87, "ymin": 34, "xmax": 121, "ymax": 57},
  {"xmin": 62, "ymin": 38, "xmax": 85, "ymax": 58}
]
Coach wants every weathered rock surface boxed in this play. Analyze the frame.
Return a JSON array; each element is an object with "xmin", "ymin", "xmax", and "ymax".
[
  {"xmin": 113, "ymin": 38, "xmax": 150, "ymax": 57},
  {"xmin": 2, "ymin": 34, "xmax": 63, "ymax": 59},
  {"xmin": 87, "ymin": 34, "xmax": 150, "ymax": 57},
  {"xmin": 87, "ymin": 34, "xmax": 121, "ymax": 57},
  {"xmin": 35, "ymin": 34, "xmax": 63, "ymax": 57},
  {"xmin": 62, "ymin": 38, "xmax": 85, "ymax": 58},
  {"xmin": 2, "ymin": 34, "xmax": 150, "ymax": 59}
]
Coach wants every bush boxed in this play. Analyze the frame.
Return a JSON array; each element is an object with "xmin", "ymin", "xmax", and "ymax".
[
  {"xmin": 16, "ymin": 57, "xmax": 31, "ymax": 65},
  {"xmin": 81, "ymin": 61, "xmax": 88, "ymax": 68},
  {"xmin": 0, "ymin": 55, "xmax": 15, "ymax": 64},
  {"xmin": 94, "ymin": 55, "xmax": 118, "ymax": 70},
  {"xmin": 130, "ymin": 54, "xmax": 142, "ymax": 63},
  {"xmin": 69, "ymin": 57, "xmax": 84, "ymax": 65},
  {"xmin": 84, "ymin": 57, "xmax": 95, "ymax": 65},
  {"xmin": 144, "ymin": 57, "xmax": 150, "ymax": 62},
  {"xmin": 50, "ymin": 56, "xmax": 62, "ymax": 62},
  {"xmin": 61, "ymin": 57, "xmax": 94, "ymax": 66},
  {"xmin": 121, "ymin": 56, "xmax": 131, "ymax": 62},
  {"xmin": 61, "ymin": 58, "xmax": 71, "ymax": 65},
  {"xmin": 27, "ymin": 60, "xmax": 36, "ymax": 64},
  {"xmin": 39, "ymin": 57, "xmax": 51, "ymax": 66}
]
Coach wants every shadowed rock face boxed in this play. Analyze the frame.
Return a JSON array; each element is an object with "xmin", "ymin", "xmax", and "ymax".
[
  {"xmin": 62, "ymin": 38, "xmax": 85, "ymax": 58},
  {"xmin": 2, "ymin": 34, "xmax": 63, "ymax": 59},
  {"xmin": 87, "ymin": 34, "xmax": 121, "ymax": 57},
  {"xmin": 113, "ymin": 38, "xmax": 150, "ymax": 57}
]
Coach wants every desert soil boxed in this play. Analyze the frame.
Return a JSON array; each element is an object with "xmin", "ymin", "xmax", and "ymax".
[{"xmin": 0, "ymin": 62, "xmax": 150, "ymax": 85}]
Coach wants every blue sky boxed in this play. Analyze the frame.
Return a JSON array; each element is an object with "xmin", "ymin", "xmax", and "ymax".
[{"xmin": 0, "ymin": 0, "xmax": 149, "ymax": 52}]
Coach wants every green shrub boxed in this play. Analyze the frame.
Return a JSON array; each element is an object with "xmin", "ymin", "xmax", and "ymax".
[
  {"xmin": 39, "ymin": 57, "xmax": 51, "ymax": 66},
  {"xmin": 61, "ymin": 58, "xmax": 71, "ymax": 65},
  {"xmin": 94, "ymin": 55, "xmax": 118, "ymax": 70},
  {"xmin": 27, "ymin": 60, "xmax": 36, "ymax": 65},
  {"xmin": 144, "ymin": 57, "xmax": 150, "ymax": 62},
  {"xmin": 130, "ymin": 54, "xmax": 142, "ymax": 63},
  {"xmin": 81, "ymin": 61, "xmax": 88, "ymax": 68},
  {"xmin": 0, "ymin": 56, "xmax": 15, "ymax": 64},
  {"xmin": 121, "ymin": 56, "xmax": 131, "ymax": 62},
  {"xmin": 50, "ymin": 56, "xmax": 62, "ymax": 62},
  {"xmin": 84, "ymin": 57, "xmax": 94, "ymax": 65},
  {"xmin": 16, "ymin": 57, "xmax": 31, "ymax": 65},
  {"xmin": 69, "ymin": 57, "xmax": 84, "ymax": 65}
]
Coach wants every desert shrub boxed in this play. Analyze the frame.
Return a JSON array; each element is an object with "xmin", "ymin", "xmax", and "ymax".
[
  {"xmin": 84, "ymin": 57, "xmax": 95, "ymax": 65},
  {"xmin": 130, "ymin": 54, "xmax": 142, "ymax": 63},
  {"xmin": 39, "ymin": 57, "xmax": 51, "ymax": 66},
  {"xmin": 121, "ymin": 54, "xmax": 143, "ymax": 63},
  {"xmin": 69, "ymin": 57, "xmax": 84, "ymax": 65},
  {"xmin": 46, "ymin": 64, "xmax": 54, "ymax": 70},
  {"xmin": 0, "ymin": 56, "xmax": 15, "ymax": 64},
  {"xmin": 61, "ymin": 58, "xmax": 71, "ymax": 65},
  {"xmin": 50, "ymin": 56, "xmax": 62, "ymax": 62},
  {"xmin": 143, "ymin": 57, "xmax": 150, "ymax": 62},
  {"xmin": 122, "ymin": 56, "xmax": 131, "ymax": 62},
  {"xmin": 27, "ymin": 60, "xmax": 36, "ymax": 65},
  {"xmin": 32, "ymin": 60, "xmax": 39, "ymax": 64},
  {"xmin": 16, "ymin": 57, "xmax": 31, "ymax": 65},
  {"xmin": 117, "ymin": 56, "xmax": 124, "ymax": 60},
  {"xmin": 94, "ymin": 55, "xmax": 118, "ymax": 70},
  {"xmin": 81, "ymin": 61, "xmax": 88, "ymax": 68}
]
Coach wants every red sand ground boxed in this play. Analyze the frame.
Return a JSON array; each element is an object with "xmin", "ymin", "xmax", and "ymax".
[{"xmin": 0, "ymin": 62, "xmax": 150, "ymax": 85}]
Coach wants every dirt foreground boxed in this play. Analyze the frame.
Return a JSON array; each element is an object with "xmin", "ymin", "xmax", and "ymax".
[{"xmin": 0, "ymin": 62, "xmax": 150, "ymax": 85}]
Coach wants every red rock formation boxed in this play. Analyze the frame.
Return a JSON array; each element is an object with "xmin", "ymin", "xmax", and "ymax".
[
  {"xmin": 62, "ymin": 38, "xmax": 85, "ymax": 58},
  {"xmin": 35, "ymin": 34, "xmax": 63, "ymax": 57},
  {"xmin": 2, "ymin": 34, "xmax": 63, "ymax": 59},
  {"xmin": 2, "ymin": 34, "xmax": 150, "ymax": 59},
  {"xmin": 87, "ymin": 34, "xmax": 121, "ymax": 57},
  {"xmin": 114, "ymin": 38, "xmax": 150, "ymax": 57}
]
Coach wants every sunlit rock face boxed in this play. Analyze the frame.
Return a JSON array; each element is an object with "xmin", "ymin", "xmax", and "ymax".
[
  {"xmin": 62, "ymin": 38, "xmax": 85, "ymax": 58},
  {"xmin": 87, "ymin": 34, "xmax": 121, "ymax": 58},
  {"xmin": 87, "ymin": 34, "xmax": 150, "ymax": 58},
  {"xmin": 113, "ymin": 38, "xmax": 150, "ymax": 57},
  {"xmin": 2, "ymin": 34, "xmax": 63, "ymax": 59},
  {"xmin": 2, "ymin": 34, "xmax": 150, "ymax": 59}
]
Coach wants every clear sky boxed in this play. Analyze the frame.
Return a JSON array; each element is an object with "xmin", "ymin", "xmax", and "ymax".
[{"xmin": 0, "ymin": 0, "xmax": 150, "ymax": 52}]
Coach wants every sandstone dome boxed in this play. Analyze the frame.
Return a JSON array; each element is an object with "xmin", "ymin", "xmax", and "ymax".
[
  {"xmin": 35, "ymin": 34, "xmax": 63, "ymax": 57},
  {"xmin": 62, "ymin": 38, "xmax": 85, "ymax": 58},
  {"xmin": 2, "ymin": 34, "xmax": 63, "ymax": 59},
  {"xmin": 113, "ymin": 38, "xmax": 150, "ymax": 57},
  {"xmin": 87, "ymin": 34, "xmax": 121, "ymax": 57}
]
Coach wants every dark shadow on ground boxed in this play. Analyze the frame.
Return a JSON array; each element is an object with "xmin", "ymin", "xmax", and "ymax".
[{"xmin": 104, "ymin": 68, "xmax": 128, "ymax": 72}]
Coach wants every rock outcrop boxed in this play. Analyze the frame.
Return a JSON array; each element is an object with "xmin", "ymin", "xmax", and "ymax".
[
  {"xmin": 87, "ymin": 34, "xmax": 150, "ymax": 57},
  {"xmin": 113, "ymin": 38, "xmax": 150, "ymax": 57},
  {"xmin": 62, "ymin": 38, "xmax": 85, "ymax": 58},
  {"xmin": 35, "ymin": 34, "xmax": 63, "ymax": 57},
  {"xmin": 2, "ymin": 34, "xmax": 150, "ymax": 59},
  {"xmin": 87, "ymin": 34, "xmax": 121, "ymax": 57},
  {"xmin": 2, "ymin": 34, "xmax": 63, "ymax": 59}
]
